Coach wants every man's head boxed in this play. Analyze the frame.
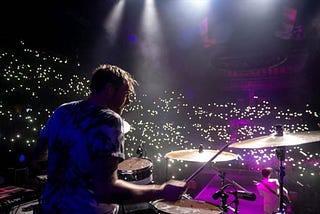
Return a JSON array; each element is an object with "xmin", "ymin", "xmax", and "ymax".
[
  {"xmin": 89, "ymin": 64, "xmax": 138, "ymax": 114},
  {"xmin": 261, "ymin": 167, "xmax": 273, "ymax": 178}
]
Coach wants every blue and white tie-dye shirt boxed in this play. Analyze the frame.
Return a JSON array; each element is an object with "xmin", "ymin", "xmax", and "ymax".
[{"xmin": 39, "ymin": 100, "xmax": 125, "ymax": 213}]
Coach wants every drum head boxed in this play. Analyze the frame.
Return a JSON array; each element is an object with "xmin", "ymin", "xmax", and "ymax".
[
  {"xmin": 118, "ymin": 157, "xmax": 152, "ymax": 171},
  {"xmin": 153, "ymin": 199, "xmax": 222, "ymax": 214}
]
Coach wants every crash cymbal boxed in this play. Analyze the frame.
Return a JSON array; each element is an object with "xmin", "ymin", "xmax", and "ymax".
[
  {"xmin": 230, "ymin": 130, "xmax": 320, "ymax": 149},
  {"xmin": 165, "ymin": 149, "xmax": 238, "ymax": 162},
  {"xmin": 123, "ymin": 120, "xmax": 131, "ymax": 133}
]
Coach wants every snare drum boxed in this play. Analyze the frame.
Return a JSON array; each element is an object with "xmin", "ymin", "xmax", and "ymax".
[
  {"xmin": 118, "ymin": 157, "xmax": 153, "ymax": 185},
  {"xmin": 152, "ymin": 199, "xmax": 222, "ymax": 214}
]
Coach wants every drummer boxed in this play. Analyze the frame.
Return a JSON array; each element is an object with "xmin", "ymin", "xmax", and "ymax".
[{"xmin": 30, "ymin": 64, "xmax": 187, "ymax": 214}]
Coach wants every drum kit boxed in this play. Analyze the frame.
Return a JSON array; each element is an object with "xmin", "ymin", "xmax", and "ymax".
[{"xmin": 122, "ymin": 122, "xmax": 320, "ymax": 214}]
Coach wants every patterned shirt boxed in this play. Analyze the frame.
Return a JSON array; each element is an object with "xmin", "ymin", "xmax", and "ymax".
[{"xmin": 39, "ymin": 100, "xmax": 125, "ymax": 213}]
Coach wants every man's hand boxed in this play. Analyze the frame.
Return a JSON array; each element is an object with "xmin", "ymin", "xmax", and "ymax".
[{"xmin": 161, "ymin": 180, "xmax": 187, "ymax": 201}]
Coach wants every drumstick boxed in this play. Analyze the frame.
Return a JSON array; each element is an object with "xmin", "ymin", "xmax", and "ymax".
[{"xmin": 185, "ymin": 142, "xmax": 233, "ymax": 183}]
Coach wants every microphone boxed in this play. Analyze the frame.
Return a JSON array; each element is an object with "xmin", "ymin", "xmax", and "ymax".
[
  {"xmin": 212, "ymin": 184, "xmax": 231, "ymax": 200},
  {"xmin": 212, "ymin": 189, "xmax": 229, "ymax": 200},
  {"xmin": 227, "ymin": 190, "xmax": 256, "ymax": 201},
  {"xmin": 212, "ymin": 189, "xmax": 223, "ymax": 200}
]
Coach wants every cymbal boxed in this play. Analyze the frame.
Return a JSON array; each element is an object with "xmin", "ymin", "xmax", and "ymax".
[
  {"xmin": 123, "ymin": 120, "xmax": 131, "ymax": 133},
  {"xmin": 230, "ymin": 131, "xmax": 320, "ymax": 149},
  {"xmin": 165, "ymin": 149, "xmax": 238, "ymax": 162}
]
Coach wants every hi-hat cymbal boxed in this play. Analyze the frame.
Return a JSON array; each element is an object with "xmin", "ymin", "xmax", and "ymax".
[
  {"xmin": 165, "ymin": 149, "xmax": 238, "ymax": 162},
  {"xmin": 230, "ymin": 131, "xmax": 320, "ymax": 149}
]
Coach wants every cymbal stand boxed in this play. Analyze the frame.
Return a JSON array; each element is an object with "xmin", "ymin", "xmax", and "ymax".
[
  {"xmin": 217, "ymin": 170, "xmax": 239, "ymax": 213},
  {"xmin": 232, "ymin": 191, "xmax": 240, "ymax": 214},
  {"xmin": 218, "ymin": 170, "xmax": 226, "ymax": 187},
  {"xmin": 276, "ymin": 146, "xmax": 286, "ymax": 214},
  {"xmin": 212, "ymin": 183, "xmax": 230, "ymax": 214},
  {"xmin": 226, "ymin": 185, "xmax": 240, "ymax": 214},
  {"xmin": 275, "ymin": 125, "xmax": 286, "ymax": 214},
  {"xmin": 220, "ymin": 188, "xmax": 229, "ymax": 214},
  {"xmin": 218, "ymin": 172, "xmax": 228, "ymax": 213}
]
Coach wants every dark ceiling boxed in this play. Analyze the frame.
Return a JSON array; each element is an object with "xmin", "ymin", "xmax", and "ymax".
[
  {"xmin": 1, "ymin": 0, "xmax": 320, "ymax": 106},
  {"xmin": 1, "ymin": 0, "xmax": 319, "ymax": 55},
  {"xmin": 0, "ymin": 0, "xmax": 115, "ymax": 54}
]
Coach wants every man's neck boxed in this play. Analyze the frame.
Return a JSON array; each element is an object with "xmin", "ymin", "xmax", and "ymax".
[{"xmin": 86, "ymin": 95, "xmax": 107, "ymax": 108}]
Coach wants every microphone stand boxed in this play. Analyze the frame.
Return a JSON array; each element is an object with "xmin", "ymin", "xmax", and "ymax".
[
  {"xmin": 233, "ymin": 192, "xmax": 239, "ymax": 214},
  {"xmin": 216, "ymin": 170, "xmax": 228, "ymax": 213},
  {"xmin": 212, "ymin": 183, "xmax": 230, "ymax": 214},
  {"xmin": 220, "ymin": 191, "xmax": 229, "ymax": 213},
  {"xmin": 227, "ymin": 185, "xmax": 239, "ymax": 214},
  {"xmin": 211, "ymin": 166, "xmax": 252, "ymax": 214},
  {"xmin": 213, "ymin": 183, "xmax": 238, "ymax": 214},
  {"xmin": 212, "ymin": 166, "xmax": 250, "ymax": 192}
]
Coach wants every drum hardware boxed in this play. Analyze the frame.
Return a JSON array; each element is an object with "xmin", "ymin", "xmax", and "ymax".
[
  {"xmin": 230, "ymin": 125, "xmax": 320, "ymax": 214},
  {"xmin": 136, "ymin": 143, "xmax": 144, "ymax": 158}
]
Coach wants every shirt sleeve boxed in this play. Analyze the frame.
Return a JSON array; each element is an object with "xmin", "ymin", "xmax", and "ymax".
[{"xmin": 88, "ymin": 113, "xmax": 125, "ymax": 160}]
